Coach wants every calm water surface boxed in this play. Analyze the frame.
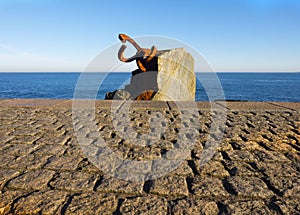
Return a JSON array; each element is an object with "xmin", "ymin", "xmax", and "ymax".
[{"xmin": 0, "ymin": 72, "xmax": 299, "ymax": 102}]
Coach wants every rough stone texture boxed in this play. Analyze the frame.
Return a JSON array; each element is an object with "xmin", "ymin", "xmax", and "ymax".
[
  {"xmin": 225, "ymin": 200, "xmax": 272, "ymax": 214},
  {"xmin": 96, "ymin": 175, "xmax": 144, "ymax": 195},
  {"xmin": 191, "ymin": 176, "xmax": 229, "ymax": 198},
  {"xmin": 120, "ymin": 196, "xmax": 168, "ymax": 215},
  {"xmin": 275, "ymin": 198, "xmax": 300, "ymax": 214},
  {"xmin": 7, "ymin": 169, "xmax": 55, "ymax": 191},
  {"xmin": 0, "ymin": 99, "xmax": 300, "ymax": 214},
  {"xmin": 227, "ymin": 176, "xmax": 274, "ymax": 199},
  {"xmin": 65, "ymin": 193, "xmax": 118, "ymax": 215},
  {"xmin": 171, "ymin": 199, "xmax": 219, "ymax": 214},
  {"xmin": 153, "ymin": 48, "xmax": 196, "ymax": 101},
  {"xmin": 0, "ymin": 190, "xmax": 25, "ymax": 214},
  {"xmin": 43, "ymin": 155, "xmax": 83, "ymax": 171},
  {"xmin": 49, "ymin": 171, "xmax": 98, "ymax": 192},
  {"xmin": 149, "ymin": 175, "xmax": 189, "ymax": 197},
  {"xmin": 13, "ymin": 190, "xmax": 68, "ymax": 214}
]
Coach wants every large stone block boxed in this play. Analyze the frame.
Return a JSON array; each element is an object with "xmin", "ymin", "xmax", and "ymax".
[
  {"xmin": 153, "ymin": 48, "xmax": 195, "ymax": 101},
  {"xmin": 106, "ymin": 48, "xmax": 196, "ymax": 101}
]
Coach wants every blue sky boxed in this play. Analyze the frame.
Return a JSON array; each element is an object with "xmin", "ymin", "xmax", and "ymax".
[{"xmin": 0, "ymin": 0, "xmax": 300, "ymax": 72}]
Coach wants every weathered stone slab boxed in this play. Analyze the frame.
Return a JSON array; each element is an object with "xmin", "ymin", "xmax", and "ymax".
[
  {"xmin": 191, "ymin": 176, "xmax": 228, "ymax": 198},
  {"xmin": 225, "ymin": 200, "xmax": 272, "ymax": 214},
  {"xmin": 223, "ymin": 160, "xmax": 262, "ymax": 177},
  {"xmin": 0, "ymin": 190, "xmax": 26, "ymax": 214},
  {"xmin": 225, "ymin": 150, "xmax": 258, "ymax": 162},
  {"xmin": 43, "ymin": 156, "xmax": 82, "ymax": 171},
  {"xmin": 197, "ymin": 160, "xmax": 230, "ymax": 178},
  {"xmin": 49, "ymin": 171, "xmax": 98, "ymax": 192},
  {"xmin": 275, "ymin": 198, "xmax": 300, "ymax": 214},
  {"xmin": 152, "ymin": 48, "xmax": 195, "ymax": 101},
  {"xmin": 252, "ymin": 150, "xmax": 291, "ymax": 163},
  {"xmin": 13, "ymin": 190, "xmax": 68, "ymax": 214},
  {"xmin": 227, "ymin": 177, "xmax": 274, "ymax": 199},
  {"xmin": 0, "ymin": 169, "xmax": 20, "ymax": 189},
  {"xmin": 267, "ymin": 176, "xmax": 300, "ymax": 197},
  {"xmin": 149, "ymin": 175, "xmax": 189, "ymax": 197},
  {"xmin": 96, "ymin": 176, "xmax": 144, "ymax": 195},
  {"xmin": 65, "ymin": 193, "xmax": 118, "ymax": 215},
  {"xmin": 256, "ymin": 162, "xmax": 299, "ymax": 177},
  {"xmin": 7, "ymin": 169, "xmax": 55, "ymax": 191},
  {"xmin": 6, "ymin": 153, "xmax": 51, "ymax": 170},
  {"xmin": 171, "ymin": 199, "xmax": 219, "ymax": 215},
  {"xmin": 120, "ymin": 196, "xmax": 168, "ymax": 215}
]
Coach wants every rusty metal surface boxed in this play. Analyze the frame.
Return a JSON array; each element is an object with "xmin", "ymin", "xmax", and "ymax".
[{"xmin": 118, "ymin": 34, "xmax": 157, "ymax": 72}]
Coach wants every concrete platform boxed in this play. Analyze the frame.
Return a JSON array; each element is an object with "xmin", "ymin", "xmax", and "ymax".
[{"xmin": 0, "ymin": 99, "xmax": 299, "ymax": 214}]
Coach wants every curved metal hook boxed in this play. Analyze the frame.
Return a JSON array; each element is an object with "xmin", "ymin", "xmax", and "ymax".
[{"xmin": 118, "ymin": 34, "xmax": 158, "ymax": 72}]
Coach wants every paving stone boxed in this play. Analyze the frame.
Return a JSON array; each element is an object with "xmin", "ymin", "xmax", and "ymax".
[
  {"xmin": 198, "ymin": 160, "xmax": 230, "ymax": 178},
  {"xmin": 253, "ymin": 150, "xmax": 291, "ymax": 163},
  {"xmin": 0, "ymin": 143, "xmax": 38, "ymax": 156},
  {"xmin": 120, "ymin": 196, "xmax": 168, "ymax": 215},
  {"xmin": 228, "ymin": 140, "xmax": 265, "ymax": 151},
  {"xmin": 96, "ymin": 175, "xmax": 144, "ymax": 195},
  {"xmin": 8, "ymin": 134, "xmax": 42, "ymax": 145},
  {"xmin": 267, "ymin": 176, "xmax": 300, "ymax": 197},
  {"xmin": 0, "ymin": 169, "xmax": 20, "ymax": 189},
  {"xmin": 65, "ymin": 193, "xmax": 118, "ymax": 215},
  {"xmin": 262, "ymin": 139, "xmax": 299, "ymax": 152},
  {"xmin": 227, "ymin": 177, "xmax": 274, "ymax": 199},
  {"xmin": 191, "ymin": 176, "xmax": 228, "ymax": 198},
  {"xmin": 77, "ymin": 159, "xmax": 102, "ymax": 173},
  {"xmin": 0, "ymin": 190, "xmax": 26, "ymax": 214},
  {"xmin": 1, "ymin": 100, "xmax": 300, "ymax": 213},
  {"xmin": 211, "ymin": 152, "xmax": 224, "ymax": 162},
  {"xmin": 225, "ymin": 200, "xmax": 273, "ymax": 214},
  {"xmin": 6, "ymin": 153, "xmax": 51, "ymax": 170},
  {"xmin": 171, "ymin": 198, "xmax": 219, "ymax": 215},
  {"xmin": 13, "ymin": 190, "xmax": 68, "ymax": 214},
  {"xmin": 43, "ymin": 155, "xmax": 82, "ymax": 171},
  {"xmin": 149, "ymin": 175, "xmax": 189, "ymax": 197},
  {"xmin": 7, "ymin": 169, "xmax": 55, "ymax": 191},
  {"xmin": 32, "ymin": 144, "xmax": 67, "ymax": 156},
  {"xmin": 284, "ymin": 152, "xmax": 300, "ymax": 172},
  {"xmin": 9, "ymin": 126, "xmax": 41, "ymax": 137},
  {"xmin": 64, "ymin": 145, "xmax": 84, "ymax": 157},
  {"xmin": 171, "ymin": 161, "xmax": 193, "ymax": 177},
  {"xmin": 217, "ymin": 141, "xmax": 233, "ymax": 151},
  {"xmin": 256, "ymin": 162, "xmax": 299, "ymax": 177},
  {"xmin": 275, "ymin": 198, "xmax": 300, "ymax": 214},
  {"xmin": 0, "ymin": 154, "xmax": 16, "ymax": 169},
  {"xmin": 223, "ymin": 160, "xmax": 262, "ymax": 177},
  {"xmin": 49, "ymin": 171, "xmax": 98, "ymax": 192},
  {"xmin": 35, "ymin": 134, "xmax": 71, "ymax": 145},
  {"xmin": 225, "ymin": 150, "xmax": 257, "ymax": 162}
]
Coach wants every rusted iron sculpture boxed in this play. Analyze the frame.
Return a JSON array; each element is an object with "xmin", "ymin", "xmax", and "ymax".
[
  {"xmin": 118, "ymin": 34, "xmax": 157, "ymax": 72},
  {"xmin": 105, "ymin": 34, "xmax": 161, "ymax": 100}
]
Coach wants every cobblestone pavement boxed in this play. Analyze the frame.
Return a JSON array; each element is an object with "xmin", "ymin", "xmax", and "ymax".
[{"xmin": 0, "ymin": 99, "xmax": 299, "ymax": 214}]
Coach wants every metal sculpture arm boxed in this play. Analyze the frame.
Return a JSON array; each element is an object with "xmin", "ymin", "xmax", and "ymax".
[{"xmin": 118, "ymin": 34, "xmax": 157, "ymax": 72}]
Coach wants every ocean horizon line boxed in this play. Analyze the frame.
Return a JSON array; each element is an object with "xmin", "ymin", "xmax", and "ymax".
[{"xmin": 0, "ymin": 71, "xmax": 299, "ymax": 73}]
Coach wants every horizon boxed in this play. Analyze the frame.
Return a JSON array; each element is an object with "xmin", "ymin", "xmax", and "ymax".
[
  {"xmin": 0, "ymin": 71, "xmax": 299, "ymax": 73},
  {"xmin": 1, "ymin": 0, "xmax": 300, "ymax": 72}
]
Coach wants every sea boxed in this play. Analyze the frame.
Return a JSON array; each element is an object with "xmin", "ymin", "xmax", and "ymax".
[{"xmin": 0, "ymin": 72, "xmax": 299, "ymax": 102}]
